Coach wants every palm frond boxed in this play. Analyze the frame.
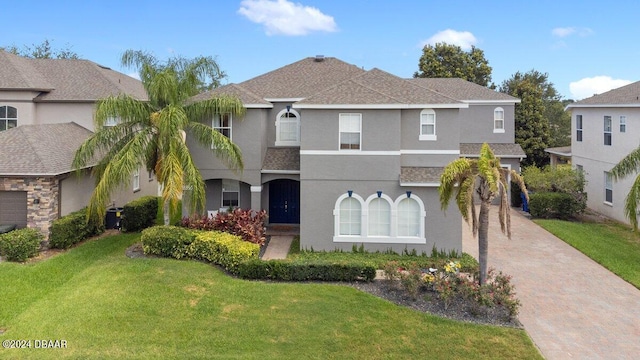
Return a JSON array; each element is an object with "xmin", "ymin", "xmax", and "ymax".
[
  {"xmin": 439, "ymin": 158, "xmax": 472, "ymax": 210},
  {"xmin": 611, "ymin": 146, "xmax": 640, "ymax": 180},
  {"xmin": 624, "ymin": 175, "xmax": 640, "ymax": 231}
]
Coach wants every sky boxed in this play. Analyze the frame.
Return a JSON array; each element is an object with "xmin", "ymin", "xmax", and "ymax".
[{"xmin": 3, "ymin": 0, "xmax": 640, "ymax": 100}]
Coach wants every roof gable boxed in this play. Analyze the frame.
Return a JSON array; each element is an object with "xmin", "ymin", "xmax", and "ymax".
[
  {"xmin": 569, "ymin": 80, "xmax": 640, "ymax": 106},
  {"xmin": 0, "ymin": 51, "xmax": 53, "ymax": 90},
  {"xmin": 0, "ymin": 122, "xmax": 93, "ymax": 175}
]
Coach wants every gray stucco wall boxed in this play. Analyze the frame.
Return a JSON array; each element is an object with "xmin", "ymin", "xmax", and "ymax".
[
  {"xmin": 299, "ymin": 180, "xmax": 462, "ymax": 254},
  {"xmin": 459, "ymin": 104, "xmax": 516, "ymax": 144}
]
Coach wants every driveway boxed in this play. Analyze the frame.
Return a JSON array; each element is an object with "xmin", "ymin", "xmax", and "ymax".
[{"xmin": 463, "ymin": 206, "xmax": 640, "ymax": 359}]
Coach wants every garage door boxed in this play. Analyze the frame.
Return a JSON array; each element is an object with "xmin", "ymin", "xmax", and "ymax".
[{"xmin": 0, "ymin": 191, "xmax": 28, "ymax": 228}]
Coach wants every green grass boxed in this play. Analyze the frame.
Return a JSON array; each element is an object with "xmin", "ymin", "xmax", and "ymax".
[
  {"xmin": 534, "ymin": 219, "xmax": 640, "ymax": 288},
  {"xmin": 0, "ymin": 233, "xmax": 540, "ymax": 359}
]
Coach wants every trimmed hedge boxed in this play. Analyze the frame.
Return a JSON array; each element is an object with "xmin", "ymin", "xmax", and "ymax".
[
  {"xmin": 0, "ymin": 228, "xmax": 43, "ymax": 262},
  {"xmin": 122, "ymin": 196, "xmax": 159, "ymax": 232},
  {"xmin": 141, "ymin": 226, "xmax": 195, "ymax": 259},
  {"xmin": 237, "ymin": 259, "xmax": 376, "ymax": 282},
  {"xmin": 186, "ymin": 231, "xmax": 260, "ymax": 272},
  {"xmin": 529, "ymin": 192, "xmax": 582, "ymax": 220},
  {"xmin": 49, "ymin": 208, "xmax": 105, "ymax": 249}
]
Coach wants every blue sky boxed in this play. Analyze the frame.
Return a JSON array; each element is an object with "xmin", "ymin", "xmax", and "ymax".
[{"xmin": 3, "ymin": 0, "xmax": 639, "ymax": 100}]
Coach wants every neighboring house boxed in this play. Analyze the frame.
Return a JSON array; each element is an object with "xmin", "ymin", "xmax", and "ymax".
[
  {"xmin": 189, "ymin": 56, "xmax": 523, "ymax": 253},
  {"xmin": 566, "ymin": 81, "xmax": 640, "ymax": 224},
  {"xmin": 0, "ymin": 50, "xmax": 156, "ymax": 236}
]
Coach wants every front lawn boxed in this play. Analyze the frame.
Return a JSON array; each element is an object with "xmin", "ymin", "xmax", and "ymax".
[
  {"xmin": 0, "ymin": 233, "xmax": 541, "ymax": 359},
  {"xmin": 534, "ymin": 219, "xmax": 640, "ymax": 288}
]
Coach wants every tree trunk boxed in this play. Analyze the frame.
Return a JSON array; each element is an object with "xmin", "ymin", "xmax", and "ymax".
[
  {"xmin": 163, "ymin": 200, "xmax": 170, "ymax": 226},
  {"xmin": 478, "ymin": 200, "xmax": 490, "ymax": 285}
]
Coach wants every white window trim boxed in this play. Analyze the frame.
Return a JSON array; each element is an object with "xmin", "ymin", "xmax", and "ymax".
[
  {"xmin": 604, "ymin": 172, "xmax": 613, "ymax": 206},
  {"xmin": 212, "ymin": 113, "xmax": 232, "ymax": 149},
  {"xmin": 620, "ymin": 115, "xmax": 627, "ymax": 133},
  {"xmin": 493, "ymin": 107, "xmax": 505, "ymax": 133},
  {"xmin": 0, "ymin": 105, "xmax": 18, "ymax": 131},
  {"xmin": 366, "ymin": 193, "xmax": 394, "ymax": 237},
  {"xmin": 419, "ymin": 109, "xmax": 437, "ymax": 141},
  {"xmin": 576, "ymin": 115, "xmax": 583, "ymax": 142},
  {"xmin": 221, "ymin": 179, "xmax": 240, "ymax": 209},
  {"xmin": 604, "ymin": 116, "xmax": 612, "ymax": 146},
  {"xmin": 339, "ymin": 113, "xmax": 362, "ymax": 151},
  {"xmin": 133, "ymin": 168, "xmax": 140, "ymax": 192},
  {"xmin": 275, "ymin": 108, "xmax": 301, "ymax": 146},
  {"xmin": 333, "ymin": 192, "xmax": 426, "ymax": 243}
]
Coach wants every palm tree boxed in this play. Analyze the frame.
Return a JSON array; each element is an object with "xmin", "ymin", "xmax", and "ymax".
[
  {"xmin": 610, "ymin": 147, "xmax": 640, "ymax": 230},
  {"xmin": 439, "ymin": 143, "xmax": 527, "ymax": 284},
  {"xmin": 73, "ymin": 50, "xmax": 244, "ymax": 226}
]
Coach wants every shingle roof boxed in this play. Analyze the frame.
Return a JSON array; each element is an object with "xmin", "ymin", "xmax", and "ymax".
[
  {"xmin": 409, "ymin": 78, "xmax": 519, "ymax": 102},
  {"xmin": 568, "ymin": 80, "xmax": 640, "ymax": 106},
  {"xmin": 296, "ymin": 68, "xmax": 464, "ymax": 106},
  {"xmin": 262, "ymin": 147, "xmax": 300, "ymax": 171},
  {"xmin": 0, "ymin": 122, "xmax": 94, "ymax": 175},
  {"xmin": 400, "ymin": 167, "xmax": 444, "ymax": 185},
  {"xmin": 0, "ymin": 50, "xmax": 147, "ymax": 102},
  {"xmin": 239, "ymin": 57, "xmax": 366, "ymax": 99},
  {"xmin": 0, "ymin": 51, "xmax": 53, "ymax": 90},
  {"xmin": 545, "ymin": 146, "xmax": 572, "ymax": 156},
  {"xmin": 189, "ymin": 83, "xmax": 271, "ymax": 107},
  {"xmin": 460, "ymin": 143, "xmax": 526, "ymax": 158}
]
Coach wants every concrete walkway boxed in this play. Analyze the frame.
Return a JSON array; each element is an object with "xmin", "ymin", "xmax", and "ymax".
[
  {"xmin": 261, "ymin": 235, "xmax": 294, "ymax": 260},
  {"xmin": 463, "ymin": 207, "xmax": 640, "ymax": 359}
]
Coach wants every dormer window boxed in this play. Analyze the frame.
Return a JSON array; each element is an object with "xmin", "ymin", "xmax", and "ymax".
[{"xmin": 0, "ymin": 106, "xmax": 17, "ymax": 131}]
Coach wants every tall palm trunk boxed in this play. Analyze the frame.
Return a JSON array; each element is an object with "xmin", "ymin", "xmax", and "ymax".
[{"xmin": 478, "ymin": 200, "xmax": 490, "ymax": 285}]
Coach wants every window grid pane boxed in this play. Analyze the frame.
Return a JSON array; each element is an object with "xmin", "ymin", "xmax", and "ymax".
[
  {"xmin": 368, "ymin": 198, "xmax": 391, "ymax": 236},
  {"xmin": 605, "ymin": 172, "xmax": 613, "ymax": 203},
  {"xmin": 0, "ymin": 106, "xmax": 17, "ymax": 132},
  {"xmin": 339, "ymin": 197, "xmax": 361, "ymax": 235},
  {"xmin": 339, "ymin": 114, "xmax": 361, "ymax": 150},
  {"xmin": 494, "ymin": 109, "xmax": 504, "ymax": 130},
  {"xmin": 213, "ymin": 113, "xmax": 232, "ymax": 139},
  {"xmin": 397, "ymin": 198, "xmax": 420, "ymax": 237},
  {"xmin": 620, "ymin": 116, "xmax": 626, "ymax": 133}
]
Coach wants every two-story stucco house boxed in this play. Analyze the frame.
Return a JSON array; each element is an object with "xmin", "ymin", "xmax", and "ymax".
[
  {"xmin": 189, "ymin": 56, "xmax": 523, "ymax": 253},
  {"xmin": 567, "ymin": 81, "xmax": 640, "ymax": 225},
  {"xmin": 0, "ymin": 50, "xmax": 157, "ymax": 236}
]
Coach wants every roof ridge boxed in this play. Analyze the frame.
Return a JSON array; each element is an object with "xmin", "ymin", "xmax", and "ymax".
[
  {"xmin": 407, "ymin": 77, "xmax": 463, "ymax": 103},
  {"xmin": 352, "ymin": 68, "xmax": 412, "ymax": 103}
]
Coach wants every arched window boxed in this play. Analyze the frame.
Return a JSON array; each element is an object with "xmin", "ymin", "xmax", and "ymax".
[
  {"xmin": 333, "ymin": 192, "xmax": 364, "ymax": 239},
  {"xmin": 396, "ymin": 194, "xmax": 425, "ymax": 238},
  {"xmin": 367, "ymin": 194, "xmax": 392, "ymax": 236},
  {"xmin": 275, "ymin": 108, "xmax": 300, "ymax": 146},
  {"xmin": 0, "ymin": 106, "xmax": 17, "ymax": 131},
  {"xmin": 494, "ymin": 107, "xmax": 505, "ymax": 133},
  {"xmin": 419, "ymin": 109, "xmax": 436, "ymax": 141}
]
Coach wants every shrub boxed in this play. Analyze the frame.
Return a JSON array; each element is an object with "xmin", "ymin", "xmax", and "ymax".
[
  {"xmin": 529, "ymin": 192, "xmax": 583, "ymax": 219},
  {"xmin": 237, "ymin": 259, "xmax": 376, "ymax": 282},
  {"xmin": 0, "ymin": 228, "xmax": 43, "ymax": 262},
  {"xmin": 181, "ymin": 208, "xmax": 268, "ymax": 245},
  {"xmin": 140, "ymin": 226, "xmax": 195, "ymax": 259},
  {"xmin": 122, "ymin": 196, "xmax": 159, "ymax": 232},
  {"xmin": 523, "ymin": 165, "xmax": 587, "ymax": 217},
  {"xmin": 49, "ymin": 208, "xmax": 105, "ymax": 249},
  {"xmin": 186, "ymin": 231, "xmax": 259, "ymax": 272}
]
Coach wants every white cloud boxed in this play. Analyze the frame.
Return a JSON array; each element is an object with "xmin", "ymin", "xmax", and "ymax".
[
  {"xmin": 552, "ymin": 27, "xmax": 593, "ymax": 38},
  {"xmin": 238, "ymin": 0, "xmax": 337, "ymax": 36},
  {"xmin": 419, "ymin": 29, "xmax": 477, "ymax": 50},
  {"xmin": 569, "ymin": 76, "xmax": 632, "ymax": 100}
]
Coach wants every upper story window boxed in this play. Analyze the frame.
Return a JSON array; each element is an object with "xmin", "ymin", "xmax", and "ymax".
[
  {"xmin": 339, "ymin": 113, "xmax": 361, "ymax": 150},
  {"xmin": 493, "ymin": 107, "xmax": 505, "ymax": 133},
  {"xmin": 0, "ymin": 106, "xmax": 17, "ymax": 131},
  {"xmin": 419, "ymin": 109, "xmax": 437, "ymax": 141},
  {"xmin": 620, "ymin": 116, "xmax": 627, "ymax": 133},
  {"xmin": 275, "ymin": 108, "xmax": 300, "ymax": 146},
  {"xmin": 576, "ymin": 115, "xmax": 583, "ymax": 142},
  {"xmin": 104, "ymin": 117, "xmax": 120, "ymax": 127},
  {"xmin": 213, "ymin": 113, "xmax": 232, "ymax": 140},
  {"xmin": 604, "ymin": 116, "xmax": 612, "ymax": 146}
]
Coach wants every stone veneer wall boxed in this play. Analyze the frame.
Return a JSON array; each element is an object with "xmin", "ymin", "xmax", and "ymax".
[{"xmin": 0, "ymin": 177, "xmax": 59, "ymax": 239}]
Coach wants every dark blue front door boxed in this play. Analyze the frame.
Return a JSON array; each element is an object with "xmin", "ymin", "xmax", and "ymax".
[{"xmin": 269, "ymin": 180, "xmax": 300, "ymax": 224}]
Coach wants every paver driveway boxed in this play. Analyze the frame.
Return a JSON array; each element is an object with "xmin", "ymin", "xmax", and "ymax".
[{"xmin": 462, "ymin": 207, "xmax": 640, "ymax": 359}]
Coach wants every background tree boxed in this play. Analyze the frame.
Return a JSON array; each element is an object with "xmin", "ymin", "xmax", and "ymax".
[
  {"xmin": 1, "ymin": 39, "xmax": 79, "ymax": 59},
  {"xmin": 499, "ymin": 70, "xmax": 555, "ymax": 167},
  {"xmin": 440, "ymin": 143, "xmax": 527, "ymax": 285},
  {"xmin": 414, "ymin": 43, "xmax": 492, "ymax": 87},
  {"xmin": 610, "ymin": 147, "xmax": 640, "ymax": 230},
  {"xmin": 73, "ymin": 50, "xmax": 244, "ymax": 225},
  {"xmin": 546, "ymin": 99, "xmax": 573, "ymax": 148}
]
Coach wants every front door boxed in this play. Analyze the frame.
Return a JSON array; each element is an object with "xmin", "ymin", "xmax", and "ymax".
[{"xmin": 269, "ymin": 179, "xmax": 300, "ymax": 224}]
